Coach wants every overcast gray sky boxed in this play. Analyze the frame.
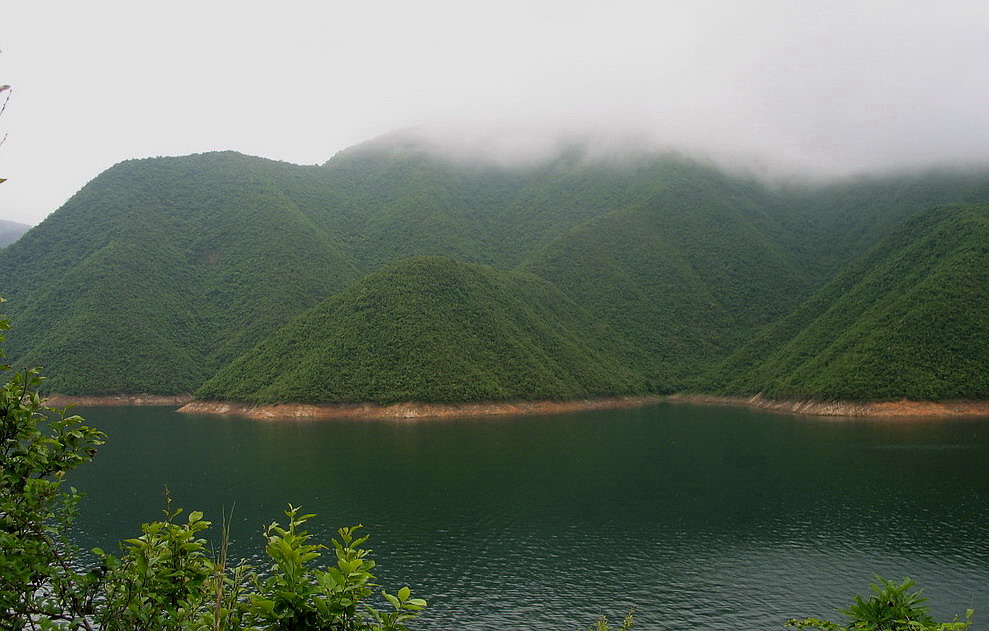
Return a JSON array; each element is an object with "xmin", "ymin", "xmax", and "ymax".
[{"xmin": 2, "ymin": 0, "xmax": 988, "ymax": 225}]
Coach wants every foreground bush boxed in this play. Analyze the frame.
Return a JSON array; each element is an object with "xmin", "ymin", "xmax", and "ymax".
[
  {"xmin": 90, "ymin": 501, "xmax": 425, "ymax": 631},
  {"xmin": 788, "ymin": 576, "xmax": 974, "ymax": 631}
]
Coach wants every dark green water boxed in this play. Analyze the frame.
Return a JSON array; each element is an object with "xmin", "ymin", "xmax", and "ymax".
[{"xmin": 67, "ymin": 403, "xmax": 989, "ymax": 630}]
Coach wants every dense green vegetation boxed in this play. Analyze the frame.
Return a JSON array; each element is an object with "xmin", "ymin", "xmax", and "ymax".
[
  {"xmin": 0, "ymin": 218, "xmax": 29, "ymax": 248},
  {"xmin": 521, "ymin": 158, "xmax": 810, "ymax": 391},
  {"xmin": 774, "ymin": 169, "xmax": 989, "ymax": 279},
  {"xmin": 0, "ymin": 153, "xmax": 360, "ymax": 394},
  {"xmin": 788, "ymin": 576, "xmax": 973, "ymax": 631},
  {"xmin": 705, "ymin": 204, "xmax": 989, "ymax": 401},
  {"xmin": 1, "ymin": 135, "xmax": 987, "ymax": 402},
  {"xmin": 198, "ymin": 256, "xmax": 644, "ymax": 403}
]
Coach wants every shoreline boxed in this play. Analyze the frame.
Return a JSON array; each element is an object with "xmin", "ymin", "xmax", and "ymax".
[
  {"xmin": 44, "ymin": 392, "xmax": 989, "ymax": 420},
  {"xmin": 667, "ymin": 394, "xmax": 989, "ymax": 418},
  {"xmin": 176, "ymin": 396, "xmax": 664, "ymax": 420}
]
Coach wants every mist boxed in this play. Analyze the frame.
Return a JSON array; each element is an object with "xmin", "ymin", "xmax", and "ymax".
[{"xmin": 2, "ymin": 0, "xmax": 989, "ymax": 224}]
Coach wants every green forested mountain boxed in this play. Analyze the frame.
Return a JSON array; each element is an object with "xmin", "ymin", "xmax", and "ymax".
[
  {"xmin": 197, "ymin": 256, "xmax": 644, "ymax": 403},
  {"xmin": 521, "ymin": 158, "xmax": 809, "ymax": 392},
  {"xmin": 772, "ymin": 170, "xmax": 989, "ymax": 279},
  {"xmin": 701, "ymin": 203, "xmax": 989, "ymax": 401},
  {"xmin": 0, "ymin": 135, "xmax": 987, "ymax": 402},
  {"xmin": 0, "ymin": 152, "xmax": 360, "ymax": 394},
  {"xmin": 0, "ymin": 218, "xmax": 30, "ymax": 248}
]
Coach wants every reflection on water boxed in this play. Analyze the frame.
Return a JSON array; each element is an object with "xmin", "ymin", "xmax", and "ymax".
[{"xmin": 67, "ymin": 404, "xmax": 989, "ymax": 630}]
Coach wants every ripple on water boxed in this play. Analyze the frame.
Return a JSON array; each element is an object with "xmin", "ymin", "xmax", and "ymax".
[{"xmin": 65, "ymin": 406, "xmax": 989, "ymax": 631}]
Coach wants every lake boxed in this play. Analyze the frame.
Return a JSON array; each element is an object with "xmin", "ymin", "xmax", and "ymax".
[{"xmin": 66, "ymin": 403, "xmax": 989, "ymax": 630}]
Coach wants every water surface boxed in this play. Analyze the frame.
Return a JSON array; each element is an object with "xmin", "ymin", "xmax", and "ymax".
[{"xmin": 68, "ymin": 403, "xmax": 989, "ymax": 630}]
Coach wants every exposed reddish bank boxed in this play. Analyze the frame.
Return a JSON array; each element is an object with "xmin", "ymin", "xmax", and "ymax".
[
  {"xmin": 45, "ymin": 392, "xmax": 989, "ymax": 420},
  {"xmin": 177, "ymin": 397, "xmax": 663, "ymax": 420},
  {"xmin": 668, "ymin": 394, "xmax": 989, "ymax": 418}
]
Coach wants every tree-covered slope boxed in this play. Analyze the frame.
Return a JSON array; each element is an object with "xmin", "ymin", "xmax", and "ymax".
[
  {"xmin": 3, "ymin": 136, "xmax": 988, "ymax": 402},
  {"xmin": 0, "ymin": 218, "xmax": 30, "ymax": 248},
  {"xmin": 197, "ymin": 256, "xmax": 645, "ymax": 403},
  {"xmin": 302, "ymin": 140, "xmax": 707, "ymax": 272},
  {"xmin": 520, "ymin": 158, "xmax": 810, "ymax": 392},
  {"xmin": 0, "ymin": 152, "xmax": 360, "ymax": 394},
  {"xmin": 772, "ymin": 169, "xmax": 989, "ymax": 280},
  {"xmin": 306, "ymin": 144, "xmax": 538, "ymax": 270},
  {"xmin": 704, "ymin": 203, "xmax": 989, "ymax": 401}
]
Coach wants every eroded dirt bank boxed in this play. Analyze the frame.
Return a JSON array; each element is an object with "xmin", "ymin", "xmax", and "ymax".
[
  {"xmin": 45, "ymin": 394, "xmax": 194, "ymax": 407},
  {"xmin": 46, "ymin": 392, "xmax": 989, "ymax": 420},
  {"xmin": 178, "ymin": 396, "xmax": 664, "ymax": 420},
  {"xmin": 668, "ymin": 394, "xmax": 989, "ymax": 418}
]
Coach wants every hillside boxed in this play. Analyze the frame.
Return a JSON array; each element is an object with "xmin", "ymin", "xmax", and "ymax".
[
  {"xmin": 1, "ymin": 136, "xmax": 988, "ymax": 403},
  {"xmin": 0, "ymin": 218, "xmax": 30, "ymax": 248},
  {"xmin": 196, "ymin": 256, "xmax": 645, "ymax": 403},
  {"xmin": 704, "ymin": 203, "xmax": 989, "ymax": 401},
  {"xmin": 520, "ymin": 157, "xmax": 809, "ymax": 392},
  {"xmin": 773, "ymin": 169, "xmax": 989, "ymax": 279},
  {"xmin": 1, "ymin": 143, "xmax": 817, "ymax": 397},
  {"xmin": 0, "ymin": 152, "xmax": 360, "ymax": 394}
]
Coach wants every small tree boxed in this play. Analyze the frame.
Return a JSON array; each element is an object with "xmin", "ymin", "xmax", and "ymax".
[{"xmin": 0, "ymin": 297, "xmax": 106, "ymax": 628}]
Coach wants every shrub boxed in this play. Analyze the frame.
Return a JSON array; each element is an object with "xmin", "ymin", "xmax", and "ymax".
[{"xmin": 788, "ymin": 576, "xmax": 973, "ymax": 631}]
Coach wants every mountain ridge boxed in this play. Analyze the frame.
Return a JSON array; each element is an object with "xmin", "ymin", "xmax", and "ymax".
[
  {"xmin": 1, "ymin": 139, "xmax": 986, "ymax": 405},
  {"xmin": 0, "ymin": 218, "xmax": 30, "ymax": 248}
]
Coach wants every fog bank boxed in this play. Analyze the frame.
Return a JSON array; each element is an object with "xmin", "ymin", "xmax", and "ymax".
[{"xmin": 3, "ymin": 1, "xmax": 988, "ymax": 223}]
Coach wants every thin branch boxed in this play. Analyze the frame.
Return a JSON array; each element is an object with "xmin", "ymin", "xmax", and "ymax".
[
  {"xmin": 0, "ymin": 86, "xmax": 10, "ymax": 148},
  {"xmin": 28, "ymin": 520, "xmax": 98, "ymax": 631},
  {"xmin": 0, "ymin": 85, "xmax": 11, "ymax": 117}
]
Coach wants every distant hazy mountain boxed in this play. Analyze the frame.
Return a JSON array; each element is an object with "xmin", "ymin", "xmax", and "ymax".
[
  {"xmin": 1, "ymin": 136, "xmax": 986, "ymax": 402},
  {"xmin": 0, "ymin": 218, "xmax": 30, "ymax": 248}
]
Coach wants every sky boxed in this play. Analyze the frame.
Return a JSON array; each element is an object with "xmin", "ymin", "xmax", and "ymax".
[{"xmin": 2, "ymin": 0, "xmax": 989, "ymax": 225}]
